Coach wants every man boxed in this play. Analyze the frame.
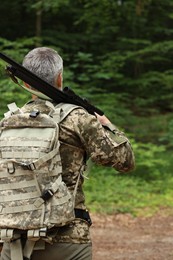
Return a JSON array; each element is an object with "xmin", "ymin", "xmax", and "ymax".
[{"xmin": 0, "ymin": 47, "xmax": 135, "ymax": 260}]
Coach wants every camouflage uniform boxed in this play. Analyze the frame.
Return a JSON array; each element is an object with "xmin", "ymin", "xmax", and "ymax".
[{"xmin": 0, "ymin": 99, "xmax": 135, "ymax": 260}]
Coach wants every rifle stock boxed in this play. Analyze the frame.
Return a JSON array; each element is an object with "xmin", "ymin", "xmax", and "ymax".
[{"xmin": 0, "ymin": 52, "xmax": 104, "ymax": 116}]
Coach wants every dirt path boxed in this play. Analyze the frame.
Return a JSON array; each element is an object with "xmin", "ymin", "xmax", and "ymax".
[{"xmin": 91, "ymin": 213, "xmax": 173, "ymax": 260}]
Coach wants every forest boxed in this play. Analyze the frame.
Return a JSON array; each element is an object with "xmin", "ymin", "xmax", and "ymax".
[{"xmin": 0, "ymin": 0, "xmax": 173, "ymax": 217}]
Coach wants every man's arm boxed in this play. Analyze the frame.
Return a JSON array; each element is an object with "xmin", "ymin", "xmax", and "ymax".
[{"xmin": 70, "ymin": 108, "xmax": 135, "ymax": 173}]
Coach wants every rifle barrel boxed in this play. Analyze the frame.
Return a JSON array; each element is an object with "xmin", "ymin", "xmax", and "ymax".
[{"xmin": 0, "ymin": 52, "xmax": 104, "ymax": 116}]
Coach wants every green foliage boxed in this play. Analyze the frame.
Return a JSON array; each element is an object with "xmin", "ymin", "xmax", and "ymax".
[
  {"xmin": 1, "ymin": 0, "xmax": 173, "ymax": 217},
  {"xmin": 0, "ymin": 37, "xmax": 41, "ymax": 61},
  {"xmin": 0, "ymin": 78, "xmax": 30, "ymax": 119},
  {"xmin": 25, "ymin": 0, "xmax": 70, "ymax": 13},
  {"xmin": 84, "ymin": 141, "xmax": 172, "ymax": 216},
  {"xmin": 132, "ymin": 141, "xmax": 167, "ymax": 179},
  {"xmin": 159, "ymin": 118, "xmax": 173, "ymax": 148}
]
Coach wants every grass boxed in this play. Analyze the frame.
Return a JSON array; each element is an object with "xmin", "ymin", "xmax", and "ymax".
[{"xmin": 84, "ymin": 150, "xmax": 173, "ymax": 217}]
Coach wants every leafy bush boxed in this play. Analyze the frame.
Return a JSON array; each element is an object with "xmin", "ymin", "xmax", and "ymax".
[{"xmin": 84, "ymin": 140, "xmax": 172, "ymax": 216}]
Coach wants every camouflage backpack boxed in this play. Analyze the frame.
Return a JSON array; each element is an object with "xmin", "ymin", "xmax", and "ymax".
[{"xmin": 0, "ymin": 101, "xmax": 81, "ymax": 259}]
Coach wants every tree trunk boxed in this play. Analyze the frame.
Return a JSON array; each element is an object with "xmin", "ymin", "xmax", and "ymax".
[{"xmin": 35, "ymin": 7, "xmax": 42, "ymax": 46}]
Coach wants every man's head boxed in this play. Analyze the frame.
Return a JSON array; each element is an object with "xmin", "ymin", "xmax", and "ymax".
[{"xmin": 22, "ymin": 47, "xmax": 63, "ymax": 90}]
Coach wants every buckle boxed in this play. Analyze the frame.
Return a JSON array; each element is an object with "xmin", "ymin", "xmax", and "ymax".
[
  {"xmin": 41, "ymin": 189, "xmax": 54, "ymax": 201},
  {"xmin": 74, "ymin": 209, "xmax": 92, "ymax": 226},
  {"xmin": 21, "ymin": 162, "xmax": 36, "ymax": 171},
  {"xmin": 7, "ymin": 162, "xmax": 15, "ymax": 174},
  {"xmin": 39, "ymin": 228, "xmax": 47, "ymax": 237},
  {"xmin": 30, "ymin": 110, "xmax": 40, "ymax": 118}
]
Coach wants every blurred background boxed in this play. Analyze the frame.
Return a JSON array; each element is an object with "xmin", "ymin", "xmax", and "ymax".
[{"xmin": 0, "ymin": 0, "xmax": 173, "ymax": 217}]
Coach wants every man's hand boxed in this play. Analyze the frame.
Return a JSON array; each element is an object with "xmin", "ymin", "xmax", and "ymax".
[{"xmin": 95, "ymin": 113, "xmax": 112, "ymax": 126}]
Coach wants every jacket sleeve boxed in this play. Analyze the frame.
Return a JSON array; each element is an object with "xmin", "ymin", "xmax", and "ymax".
[{"xmin": 73, "ymin": 109, "xmax": 135, "ymax": 173}]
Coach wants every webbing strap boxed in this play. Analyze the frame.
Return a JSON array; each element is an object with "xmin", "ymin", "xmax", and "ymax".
[
  {"xmin": 32, "ymin": 146, "xmax": 60, "ymax": 169},
  {"xmin": 0, "ymin": 169, "xmax": 28, "ymax": 178},
  {"xmin": 1, "ymin": 151, "xmax": 45, "ymax": 159},
  {"xmin": 1, "ymin": 229, "xmax": 36, "ymax": 260},
  {"xmin": 33, "ymin": 175, "xmax": 63, "ymax": 208},
  {"xmin": 10, "ymin": 238, "xmax": 23, "ymax": 260},
  {"xmin": 51, "ymin": 175, "xmax": 62, "ymax": 193},
  {"xmin": 45, "ymin": 101, "xmax": 56, "ymax": 112},
  {"xmin": 54, "ymin": 103, "xmax": 81, "ymax": 123},
  {"xmin": 1, "ymin": 146, "xmax": 60, "ymax": 171},
  {"xmin": 0, "ymin": 191, "xmax": 39, "ymax": 203},
  {"xmin": 3, "ymin": 102, "xmax": 22, "ymax": 120},
  {"xmin": 0, "ymin": 162, "xmax": 60, "ymax": 177},
  {"xmin": 1, "ymin": 128, "xmax": 55, "ymax": 139},
  {"xmin": 0, "ymin": 180, "xmax": 36, "ymax": 191},
  {"xmin": 1, "ymin": 229, "xmax": 14, "ymax": 241},
  {"xmin": 52, "ymin": 107, "xmax": 61, "ymax": 123},
  {"xmin": 34, "ymin": 192, "xmax": 72, "ymax": 208},
  {"xmin": 7, "ymin": 103, "xmax": 20, "ymax": 115},
  {"xmin": 73, "ymin": 165, "xmax": 85, "ymax": 198},
  {"xmin": 51, "ymin": 193, "xmax": 72, "ymax": 206},
  {"xmin": 1, "ymin": 203, "xmax": 41, "ymax": 214},
  {"xmin": 0, "ymin": 140, "xmax": 49, "ymax": 148},
  {"xmin": 23, "ymin": 240, "xmax": 36, "ymax": 260}
]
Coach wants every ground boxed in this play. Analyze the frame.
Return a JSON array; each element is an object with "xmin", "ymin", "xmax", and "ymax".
[
  {"xmin": 91, "ymin": 212, "xmax": 173, "ymax": 260},
  {"xmin": 1, "ymin": 212, "xmax": 173, "ymax": 259}
]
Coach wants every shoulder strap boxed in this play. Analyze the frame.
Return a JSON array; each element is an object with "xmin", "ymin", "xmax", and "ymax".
[
  {"xmin": 3, "ymin": 102, "xmax": 21, "ymax": 118},
  {"xmin": 53, "ymin": 102, "xmax": 81, "ymax": 123}
]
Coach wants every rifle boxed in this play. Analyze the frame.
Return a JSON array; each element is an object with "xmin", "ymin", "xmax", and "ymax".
[{"xmin": 0, "ymin": 52, "xmax": 104, "ymax": 116}]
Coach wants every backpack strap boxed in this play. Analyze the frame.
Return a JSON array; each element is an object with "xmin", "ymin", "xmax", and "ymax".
[
  {"xmin": 0, "ymin": 229, "xmax": 37, "ymax": 260},
  {"xmin": 4, "ymin": 102, "xmax": 21, "ymax": 118},
  {"xmin": 10, "ymin": 239, "xmax": 36, "ymax": 260},
  {"xmin": 10, "ymin": 236, "xmax": 23, "ymax": 260},
  {"xmin": 52, "ymin": 103, "xmax": 86, "ymax": 198},
  {"xmin": 53, "ymin": 102, "xmax": 82, "ymax": 123},
  {"xmin": 23, "ymin": 240, "xmax": 37, "ymax": 260}
]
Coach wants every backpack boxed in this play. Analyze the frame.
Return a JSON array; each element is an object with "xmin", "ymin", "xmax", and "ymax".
[{"xmin": 0, "ymin": 101, "xmax": 82, "ymax": 259}]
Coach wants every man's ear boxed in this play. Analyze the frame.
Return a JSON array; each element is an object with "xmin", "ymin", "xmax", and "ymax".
[{"xmin": 56, "ymin": 73, "xmax": 63, "ymax": 89}]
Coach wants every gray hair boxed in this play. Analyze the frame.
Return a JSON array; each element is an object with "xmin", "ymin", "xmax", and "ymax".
[{"xmin": 22, "ymin": 47, "xmax": 63, "ymax": 87}]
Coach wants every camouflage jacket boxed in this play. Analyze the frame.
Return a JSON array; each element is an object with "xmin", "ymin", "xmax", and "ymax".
[{"xmin": 21, "ymin": 99, "xmax": 135, "ymax": 244}]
